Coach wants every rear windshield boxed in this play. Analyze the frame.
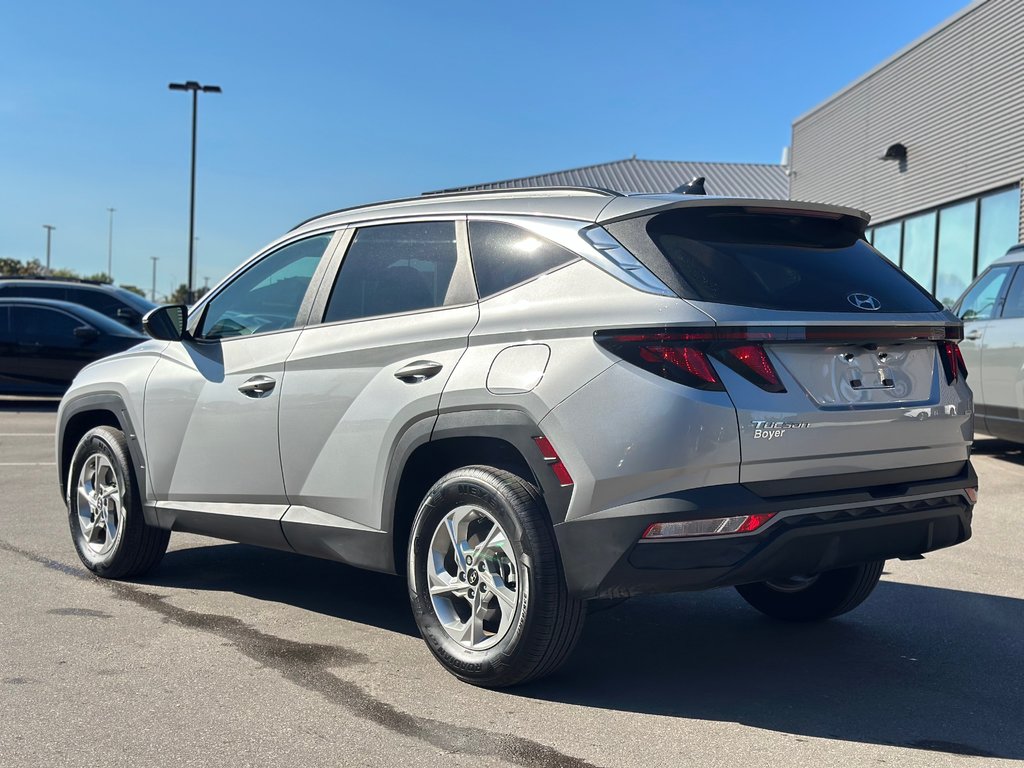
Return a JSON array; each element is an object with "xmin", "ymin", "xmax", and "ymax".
[{"xmin": 605, "ymin": 207, "xmax": 942, "ymax": 313}]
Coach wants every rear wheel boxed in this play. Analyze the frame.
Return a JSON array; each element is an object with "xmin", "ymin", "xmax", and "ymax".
[
  {"xmin": 407, "ymin": 466, "xmax": 585, "ymax": 688},
  {"xmin": 68, "ymin": 426, "xmax": 170, "ymax": 578},
  {"xmin": 735, "ymin": 560, "xmax": 884, "ymax": 621}
]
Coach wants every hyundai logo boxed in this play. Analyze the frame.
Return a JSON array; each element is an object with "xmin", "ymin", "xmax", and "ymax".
[{"xmin": 847, "ymin": 293, "xmax": 882, "ymax": 311}]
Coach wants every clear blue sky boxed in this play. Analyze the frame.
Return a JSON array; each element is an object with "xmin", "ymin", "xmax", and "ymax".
[{"xmin": 0, "ymin": 0, "xmax": 969, "ymax": 295}]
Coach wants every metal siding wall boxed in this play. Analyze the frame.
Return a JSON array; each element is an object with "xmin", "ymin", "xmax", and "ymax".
[{"xmin": 791, "ymin": 0, "xmax": 1024, "ymax": 225}]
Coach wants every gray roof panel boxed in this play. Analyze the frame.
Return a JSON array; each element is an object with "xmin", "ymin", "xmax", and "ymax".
[{"xmin": 427, "ymin": 157, "xmax": 789, "ymax": 199}]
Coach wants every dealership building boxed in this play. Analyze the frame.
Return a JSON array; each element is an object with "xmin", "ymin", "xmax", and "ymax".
[
  {"xmin": 789, "ymin": 0, "xmax": 1024, "ymax": 305},
  {"xmin": 439, "ymin": 0, "xmax": 1020, "ymax": 307}
]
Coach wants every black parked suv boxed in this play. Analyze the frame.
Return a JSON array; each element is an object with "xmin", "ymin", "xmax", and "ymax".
[
  {"xmin": 0, "ymin": 277, "xmax": 156, "ymax": 330},
  {"xmin": 0, "ymin": 297, "xmax": 145, "ymax": 395}
]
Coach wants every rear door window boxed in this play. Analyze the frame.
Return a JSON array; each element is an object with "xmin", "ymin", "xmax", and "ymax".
[
  {"xmin": 998, "ymin": 267, "xmax": 1024, "ymax": 319},
  {"xmin": 323, "ymin": 221, "xmax": 460, "ymax": 323},
  {"xmin": 66, "ymin": 287, "xmax": 123, "ymax": 317},
  {"xmin": 468, "ymin": 221, "xmax": 578, "ymax": 298},
  {"xmin": 605, "ymin": 207, "xmax": 942, "ymax": 313}
]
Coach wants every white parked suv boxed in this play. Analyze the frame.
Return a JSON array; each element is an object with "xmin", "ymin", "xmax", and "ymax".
[
  {"xmin": 955, "ymin": 243, "xmax": 1024, "ymax": 443},
  {"xmin": 57, "ymin": 187, "xmax": 977, "ymax": 686}
]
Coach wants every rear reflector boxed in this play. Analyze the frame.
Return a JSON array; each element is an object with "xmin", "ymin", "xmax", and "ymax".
[
  {"xmin": 642, "ymin": 512, "xmax": 777, "ymax": 540},
  {"xmin": 965, "ymin": 487, "xmax": 978, "ymax": 504},
  {"xmin": 532, "ymin": 436, "xmax": 574, "ymax": 487}
]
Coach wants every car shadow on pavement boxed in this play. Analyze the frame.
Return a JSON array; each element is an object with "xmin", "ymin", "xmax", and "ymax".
[
  {"xmin": 972, "ymin": 435, "xmax": 1024, "ymax": 467},
  {"xmin": 139, "ymin": 542, "xmax": 419, "ymax": 636},
  {"xmin": 517, "ymin": 581, "xmax": 1024, "ymax": 760},
  {"xmin": 139, "ymin": 543, "xmax": 1022, "ymax": 759}
]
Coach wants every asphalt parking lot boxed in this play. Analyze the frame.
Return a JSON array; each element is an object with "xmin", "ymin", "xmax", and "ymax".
[{"xmin": 1, "ymin": 399, "xmax": 1021, "ymax": 768}]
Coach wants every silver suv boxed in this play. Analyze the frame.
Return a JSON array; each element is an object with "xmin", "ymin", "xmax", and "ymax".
[
  {"xmin": 57, "ymin": 188, "xmax": 977, "ymax": 687},
  {"xmin": 954, "ymin": 243, "xmax": 1024, "ymax": 443}
]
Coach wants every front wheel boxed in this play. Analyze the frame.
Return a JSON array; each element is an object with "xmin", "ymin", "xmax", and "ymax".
[
  {"xmin": 67, "ymin": 426, "xmax": 170, "ymax": 578},
  {"xmin": 407, "ymin": 466, "xmax": 585, "ymax": 688},
  {"xmin": 735, "ymin": 560, "xmax": 885, "ymax": 621}
]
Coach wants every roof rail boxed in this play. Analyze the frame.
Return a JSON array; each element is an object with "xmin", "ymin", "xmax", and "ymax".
[
  {"xmin": 420, "ymin": 184, "xmax": 624, "ymax": 199},
  {"xmin": 290, "ymin": 185, "xmax": 623, "ymax": 231},
  {"xmin": 0, "ymin": 274, "xmax": 110, "ymax": 286}
]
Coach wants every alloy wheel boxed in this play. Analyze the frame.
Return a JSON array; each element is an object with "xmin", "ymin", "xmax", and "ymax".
[
  {"xmin": 75, "ymin": 453, "xmax": 124, "ymax": 557},
  {"xmin": 426, "ymin": 505, "xmax": 525, "ymax": 650}
]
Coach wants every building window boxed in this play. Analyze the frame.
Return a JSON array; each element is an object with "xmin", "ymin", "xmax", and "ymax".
[
  {"xmin": 977, "ymin": 187, "xmax": 1020, "ymax": 272},
  {"xmin": 872, "ymin": 221, "xmax": 902, "ymax": 265},
  {"xmin": 935, "ymin": 200, "xmax": 976, "ymax": 307},
  {"xmin": 867, "ymin": 183, "xmax": 1020, "ymax": 304},
  {"xmin": 901, "ymin": 211, "xmax": 936, "ymax": 292}
]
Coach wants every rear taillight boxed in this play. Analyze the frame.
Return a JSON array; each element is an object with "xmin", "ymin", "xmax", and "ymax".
[
  {"xmin": 595, "ymin": 329, "xmax": 784, "ymax": 392},
  {"xmin": 938, "ymin": 341, "xmax": 968, "ymax": 384},
  {"xmin": 712, "ymin": 344, "xmax": 786, "ymax": 393},
  {"xmin": 595, "ymin": 332, "xmax": 724, "ymax": 390}
]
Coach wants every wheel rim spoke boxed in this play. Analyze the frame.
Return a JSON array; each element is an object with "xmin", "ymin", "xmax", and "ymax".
[
  {"xmin": 427, "ymin": 566, "xmax": 465, "ymax": 597},
  {"xmin": 481, "ymin": 572, "xmax": 517, "ymax": 610}
]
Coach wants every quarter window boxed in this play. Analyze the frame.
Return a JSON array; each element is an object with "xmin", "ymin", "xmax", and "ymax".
[
  {"xmin": 468, "ymin": 221, "xmax": 578, "ymax": 298},
  {"xmin": 323, "ymin": 222, "xmax": 458, "ymax": 323},
  {"xmin": 957, "ymin": 267, "xmax": 1012, "ymax": 320},
  {"xmin": 199, "ymin": 234, "xmax": 333, "ymax": 339}
]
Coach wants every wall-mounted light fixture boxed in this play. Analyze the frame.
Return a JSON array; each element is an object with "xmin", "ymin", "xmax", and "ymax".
[{"xmin": 880, "ymin": 143, "xmax": 907, "ymax": 161}]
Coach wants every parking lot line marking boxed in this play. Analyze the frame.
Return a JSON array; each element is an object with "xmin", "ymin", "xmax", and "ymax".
[{"xmin": 0, "ymin": 462, "xmax": 56, "ymax": 466}]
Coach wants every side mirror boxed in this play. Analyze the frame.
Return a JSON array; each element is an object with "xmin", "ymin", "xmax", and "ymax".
[
  {"xmin": 73, "ymin": 325, "xmax": 99, "ymax": 343},
  {"xmin": 143, "ymin": 305, "xmax": 188, "ymax": 341}
]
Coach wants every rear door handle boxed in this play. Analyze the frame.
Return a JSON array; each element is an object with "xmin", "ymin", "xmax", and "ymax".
[
  {"xmin": 965, "ymin": 330, "xmax": 982, "ymax": 340},
  {"xmin": 394, "ymin": 360, "xmax": 443, "ymax": 383},
  {"xmin": 238, "ymin": 375, "xmax": 276, "ymax": 398}
]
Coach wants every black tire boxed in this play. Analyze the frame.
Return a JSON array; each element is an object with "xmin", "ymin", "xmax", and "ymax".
[
  {"xmin": 735, "ymin": 560, "xmax": 885, "ymax": 621},
  {"xmin": 407, "ymin": 466, "xmax": 585, "ymax": 688},
  {"xmin": 67, "ymin": 426, "xmax": 170, "ymax": 579}
]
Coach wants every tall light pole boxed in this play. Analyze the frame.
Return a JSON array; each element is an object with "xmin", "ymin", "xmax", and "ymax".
[
  {"xmin": 168, "ymin": 80, "xmax": 221, "ymax": 303},
  {"xmin": 43, "ymin": 225, "xmax": 55, "ymax": 274},
  {"xmin": 150, "ymin": 256, "xmax": 159, "ymax": 302},
  {"xmin": 106, "ymin": 207, "xmax": 116, "ymax": 281}
]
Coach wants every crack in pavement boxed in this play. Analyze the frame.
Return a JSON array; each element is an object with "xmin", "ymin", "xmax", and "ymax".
[{"xmin": 0, "ymin": 539, "xmax": 601, "ymax": 768}]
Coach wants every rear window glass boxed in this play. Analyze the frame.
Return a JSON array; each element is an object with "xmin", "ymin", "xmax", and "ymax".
[{"xmin": 607, "ymin": 207, "xmax": 942, "ymax": 313}]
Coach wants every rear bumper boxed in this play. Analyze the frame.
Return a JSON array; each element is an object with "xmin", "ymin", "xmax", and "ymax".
[{"xmin": 554, "ymin": 462, "xmax": 976, "ymax": 599}]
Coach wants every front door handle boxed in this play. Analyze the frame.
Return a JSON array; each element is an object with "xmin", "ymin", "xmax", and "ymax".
[
  {"xmin": 394, "ymin": 360, "xmax": 443, "ymax": 383},
  {"xmin": 965, "ymin": 330, "xmax": 982, "ymax": 340},
  {"xmin": 238, "ymin": 375, "xmax": 276, "ymax": 398}
]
